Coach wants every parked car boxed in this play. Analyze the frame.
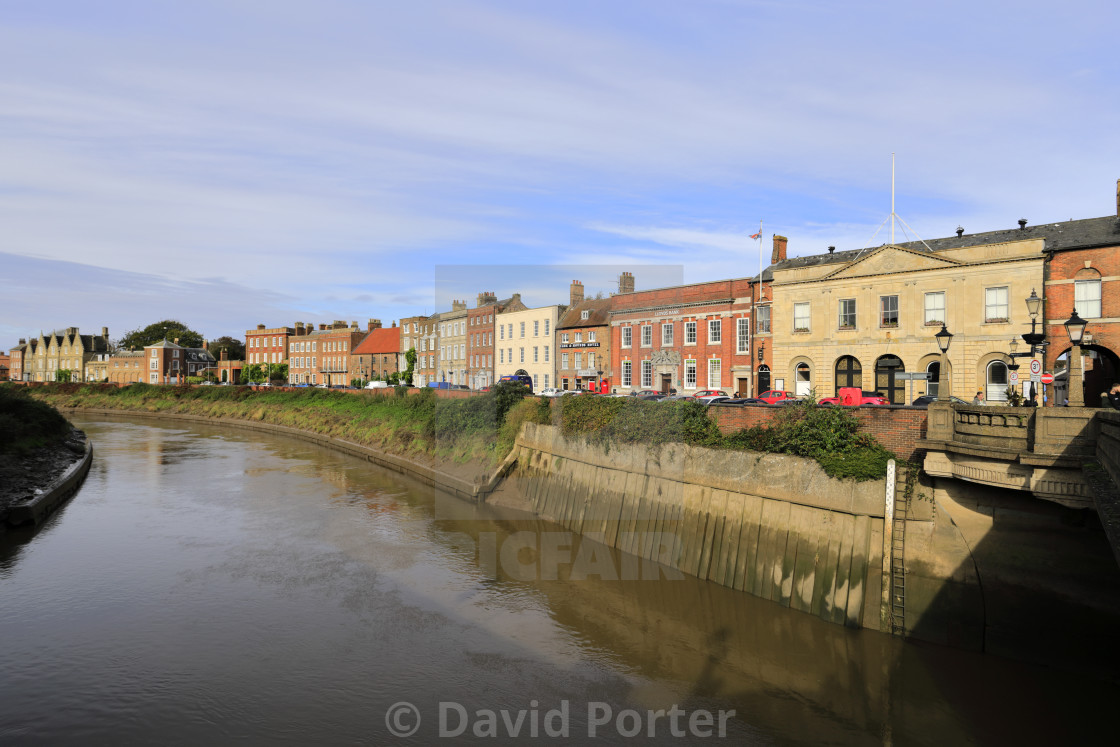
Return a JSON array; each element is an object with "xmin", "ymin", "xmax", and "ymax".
[
  {"xmin": 725, "ymin": 397, "xmax": 766, "ymax": 405},
  {"xmin": 818, "ymin": 391, "xmax": 889, "ymax": 406},
  {"xmin": 631, "ymin": 389, "xmax": 660, "ymax": 397},
  {"xmin": 638, "ymin": 393, "xmax": 668, "ymax": 401},
  {"xmin": 560, "ymin": 388, "xmax": 585, "ymax": 396},
  {"xmin": 498, "ymin": 374, "xmax": 533, "ymax": 393},
  {"xmin": 758, "ymin": 390, "xmax": 796, "ymax": 404},
  {"xmin": 910, "ymin": 395, "xmax": 969, "ymax": 407},
  {"xmin": 693, "ymin": 389, "xmax": 729, "ymax": 399},
  {"xmin": 697, "ymin": 395, "xmax": 735, "ymax": 405},
  {"xmin": 365, "ymin": 381, "xmax": 389, "ymax": 389},
  {"xmin": 200, "ymin": 381, "xmax": 214, "ymax": 386},
  {"xmin": 538, "ymin": 387, "xmax": 563, "ymax": 398}
]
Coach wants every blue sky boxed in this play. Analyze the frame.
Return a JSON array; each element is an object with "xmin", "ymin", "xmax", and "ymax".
[{"xmin": 2, "ymin": 0, "xmax": 1117, "ymax": 344}]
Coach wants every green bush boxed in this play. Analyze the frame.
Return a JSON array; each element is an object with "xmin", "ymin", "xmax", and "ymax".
[
  {"xmin": 0, "ymin": 385, "xmax": 72, "ymax": 453},
  {"xmin": 554, "ymin": 395, "xmax": 895, "ymax": 481}
]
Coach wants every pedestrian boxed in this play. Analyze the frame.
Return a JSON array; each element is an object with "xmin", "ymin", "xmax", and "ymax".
[
  {"xmin": 972, "ymin": 390, "xmax": 985, "ymax": 405},
  {"xmin": 1108, "ymin": 382, "xmax": 1120, "ymax": 411}
]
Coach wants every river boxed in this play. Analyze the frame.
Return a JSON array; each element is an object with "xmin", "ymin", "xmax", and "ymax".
[{"xmin": 1, "ymin": 416, "xmax": 1116, "ymax": 745}]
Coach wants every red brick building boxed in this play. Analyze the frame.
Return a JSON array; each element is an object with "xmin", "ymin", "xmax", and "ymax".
[
  {"xmin": 350, "ymin": 321, "xmax": 400, "ymax": 383},
  {"xmin": 141, "ymin": 339, "xmax": 217, "ymax": 384},
  {"xmin": 556, "ymin": 281, "xmax": 612, "ymax": 391},
  {"xmin": 245, "ymin": 324, "xmax": 294, "ymax": 368},
  {"xmin": 287, "ymin": 321, "xmax": 368, "ymax": 386},
  {"xmin": 609, "ymin": 272, "xmax": 757, "ymax": 396},
  {"xmin": 1041, "ymin": 184, "xmax": 1120, "ymax": 404}
]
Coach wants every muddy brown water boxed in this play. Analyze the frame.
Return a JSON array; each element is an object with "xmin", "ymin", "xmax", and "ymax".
[{"xmin": 1, "ymin": 416, "xmax": 1115, "ymax": 745}]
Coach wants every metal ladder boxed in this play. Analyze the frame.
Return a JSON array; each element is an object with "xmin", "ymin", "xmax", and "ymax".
[{"xmin": 890, "ymin": 474, "xmax": 908, "ymax": 636}]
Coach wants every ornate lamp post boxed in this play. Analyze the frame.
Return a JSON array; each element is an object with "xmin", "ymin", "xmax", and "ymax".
[
  {"xmin": 934, "ymin": 323, "xmax": 953, "ymax": 401},
  {"xmin": 1064, "ymin": 310, "xmax": 1088, "ymax": 407}
]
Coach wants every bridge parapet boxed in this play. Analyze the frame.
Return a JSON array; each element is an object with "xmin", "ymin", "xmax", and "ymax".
[{"xmin": 923, "ymin": 403, "xmax": 1102, "ymax": 509}]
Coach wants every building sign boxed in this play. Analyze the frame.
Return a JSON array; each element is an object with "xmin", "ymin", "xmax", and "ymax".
[
  {"xmin": 559, "ymin": 342, "xmax": 600, "ymax": 349},
  {"xmin": 577, "ymin": 369, "xmax": 598, "ymax": 377}
]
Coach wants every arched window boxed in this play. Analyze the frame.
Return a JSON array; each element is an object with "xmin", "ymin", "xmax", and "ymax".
[
  {"xmin": 926, "ymin": 361, "xmax": 941, "ymax": 398},
  {"xmin": 875, "ymin": 355, "xmax": 905, "ymax": 404},
  {"xmin": 834, "ymin": 356, "xmax": 862, "ymax": 392},
  {"xmin": 986, "ymin": 360, "xmax": 1009, "ymax": 402},
  {"xmin": 757, "ymin": 365, "xmax": 771, "ymax": 394},
  {"xmin": 794, "ymin": 362, "xmax": 811, "ymax": 396}
]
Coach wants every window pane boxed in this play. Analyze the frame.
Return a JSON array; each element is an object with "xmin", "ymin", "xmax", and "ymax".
[
  {"xmin": 793, "ymin": 303, "xmax": 809, "ymax": 331},
  {"xmin": 1075, "ymin": 280, "xmax": 1102, "ymax": 318}
]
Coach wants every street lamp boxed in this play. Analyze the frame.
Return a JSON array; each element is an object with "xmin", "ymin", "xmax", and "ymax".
[
  {"xmin": 1064, "ymin": 309, "xmax": 1088, "ymax": 407},
  {"xmin": 597, "ymin": 368, "xmax": 603, "ymax": 393},
  {"xmin": 934, "ymin": 323, "xmax": 953, "ymax": 401}
]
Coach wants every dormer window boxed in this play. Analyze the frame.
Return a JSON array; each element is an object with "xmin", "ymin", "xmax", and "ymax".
[{"xmin": 581, "ymin": 310, "xmax": 590, "ymax": 320}]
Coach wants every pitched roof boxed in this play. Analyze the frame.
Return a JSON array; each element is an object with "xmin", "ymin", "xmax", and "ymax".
[
  {"xmin": 557, "ymin": 298, "xmax": 611, "ymax": 329},
  {"xmin": 352, "ymin": 327, "xmax": 400, "ymax": 355}
]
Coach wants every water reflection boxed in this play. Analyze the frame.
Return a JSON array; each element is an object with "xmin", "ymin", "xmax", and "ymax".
[{"xmin": 0, "ymin": 416, "xmax": 1115, "ymax": 745}]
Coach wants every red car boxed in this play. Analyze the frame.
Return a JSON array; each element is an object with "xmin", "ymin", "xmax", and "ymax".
[
  {"xmin": 692, "ymin": 389, "xmax": 728, "ymax": 398},
  {"xmin": 758, "ymin": 390, "xmax": 796, "ymax": 404},
  {"xmin": 818, "ymin": 390, "xmax": 889, "ymax": 406}
]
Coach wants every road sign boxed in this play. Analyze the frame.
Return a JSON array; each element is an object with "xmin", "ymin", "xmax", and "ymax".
[
  {"xmin": 1009, "ymin": 371, "xmax": 1019, "ymax": 385},
  {"xmin": 1030, "ymin": 359, "xmax": 1042, "ymax": 375},
  {"xmin": 1041, "ymin": 373, "xmax": 1054, "ymax": 385},
  {"xmin": 1030, "ymin": 373, "xmax": 1041, "ymax": 383}
]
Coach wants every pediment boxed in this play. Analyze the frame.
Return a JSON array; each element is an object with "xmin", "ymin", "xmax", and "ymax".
[{"xmin": 824, "ymin": 245, "xmax": 959, "ymax": 280}]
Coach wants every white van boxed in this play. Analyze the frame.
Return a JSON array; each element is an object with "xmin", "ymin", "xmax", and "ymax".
[{"xmin": 365, "ymin": 381, "xmax": 389, "ymax": 389}]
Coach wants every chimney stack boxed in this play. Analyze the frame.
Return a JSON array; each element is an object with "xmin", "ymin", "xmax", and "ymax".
[
  {"xmin": 1018, "ymin": 218, "xmax": 1028, "ymax": 230},
  {"xmin": 102, "ymin": 327, "xmax": 109, "ymax": 340},
  {"xmin": 477, "ymin": 291, "xmax": 497, "ymax": 306},
  {"xmin": 257, "ymin": 323, "xmax": 265, "ymax": 330},
  {"xmin": 1116, "ymin": 178, "xmax": 1119, "ymax": 215},
  {"xmin": 771, "ymin": 235, "xmax": 788, "ymax": 264},
  {"xmin": 828, "ymin": 245, "xmax": 835, "ymax": 254},
  {"xmin": 956, "ymin": 226, "xmax": 964, "ymax": 237},
  {"xmin": 368, "ymin": 318, "xmax": 382, "ymax": 331},
  {"xmin": 618, "ymin": 271, "xmax": 635, "ymax": 294},
  {"xmin": 221, "ymin": 349, "xmax": 227, "ymax": 361},
  {"xmin": 570, "ymin": 280, "xmax": 584, "ymax": 306},
  {"xmin": 174, "ymin": 338, "xmax": 180, "ymax": 345}
]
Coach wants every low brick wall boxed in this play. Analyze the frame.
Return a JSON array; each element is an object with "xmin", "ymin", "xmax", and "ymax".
[{"xmin": 709, "ymin": 405, "xmax": 928, "ymax": 463}]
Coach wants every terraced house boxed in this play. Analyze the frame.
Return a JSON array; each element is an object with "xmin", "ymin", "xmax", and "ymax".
[
  {"xmin": 23, "ymin": 327, "xmax": 112, "ymax": 382},
  {"xmin": 495, "ymin": 298, "xmax": 560, "ymax": 391},
  {"xmin": 556, "ymin": 280, "xmax": 612, "ymax": 391}
]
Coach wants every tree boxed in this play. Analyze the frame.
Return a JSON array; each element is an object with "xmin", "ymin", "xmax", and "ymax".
[
  {"xmin": 208, "ymin": 336, "xmax": 245, "ymax": 361},
  {"xmin": 403, "ymin": 348, "xmax": 416, "ymax": 385},
  {"xmin": 243, "ymin": 363, "xmax": 288, "ymax": 384},
  {"xmin": 54, "ymin": 369, "xmax": 73, "ymax": 383},
  {"xmin": 119, "ymin": 320, "xmax": 204, "ymax": 350}
]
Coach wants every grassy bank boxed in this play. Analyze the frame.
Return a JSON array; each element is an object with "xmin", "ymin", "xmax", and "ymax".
[
  {"xmin": 20, "ymin": 383, "xmax": 897, "ymax": 481},
  {"xmin": 0, "ymin": 386, "xmax": 72, "ymax": 454},
  {"xmin": 22, "ymin": 383, "xmax": 548, "ymax": 474},
  {"xmin": 552, "ymin": 395, "xmax": 897, "ymax": 480}
]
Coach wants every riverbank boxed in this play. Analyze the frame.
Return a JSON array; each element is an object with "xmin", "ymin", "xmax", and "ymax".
[{"xmin": 0, "ymin": 387, "xmax": 90, "ymax": 525}]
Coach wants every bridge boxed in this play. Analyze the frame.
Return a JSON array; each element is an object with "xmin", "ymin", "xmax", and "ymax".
[{"xmin": 921, "ymin": 402, "xmax": 1120, "ymax": 563}]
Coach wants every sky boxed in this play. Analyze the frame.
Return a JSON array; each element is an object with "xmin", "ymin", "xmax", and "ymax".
[{"xmin": 2, "ymin": 0, "xmax": 1118, "ymax": 345}]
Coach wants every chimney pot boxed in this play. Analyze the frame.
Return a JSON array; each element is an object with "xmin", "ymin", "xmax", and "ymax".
[
  {"xmin": 257, "ymin": 323, "xmax": 265, "ymax": 329},
  {"xmin": 1018, "ymin": 218, "xmax": 1028, "ymax": 230},
  {"xmin": 828, "ymin": 245, "xmax": 835, "ymax": 254},
  {"xmin": 956, "ymin": 226, "xmax": 964, "ymax": 237}
]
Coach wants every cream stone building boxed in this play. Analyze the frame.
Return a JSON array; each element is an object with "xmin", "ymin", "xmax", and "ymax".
[
  {"xmin": 25, "ymin": 327, "xmax": 112, "ymax": 382},
  {"xmin": 769, "ymin": 236, "xmax": 1046, "ymax": 403},
  {"xmin": 438, "ymin": 302, "xmax": 469, "ymax": 386},
  {"xmin": 495, "ymin": 303, "xmax": 564, "ymax": 391}
]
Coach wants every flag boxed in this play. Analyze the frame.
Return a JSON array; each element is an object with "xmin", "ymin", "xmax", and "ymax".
[{"xmin": 749, "ymin": 232, "xmax": 761, "ymax": 239}]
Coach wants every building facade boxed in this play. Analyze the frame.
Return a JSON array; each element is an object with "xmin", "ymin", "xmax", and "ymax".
[
  {"xmin": 556, "ymin": 281, "xmax": 612, "ymax": 391},
  {"xmin": 245, "ymin": 324, "xmax": 294, "ymax": 367},
  {"xmin": 495, "ymin": 302, "xmax": 562, "ymax": 391},
  {"xmin": 439, "ymin": 302, "xmax": 468, "ymax": 386},
  {"xmin": 285, "ymin": 321, "xmax": 367, "ymax": 386},
  {"xmin": 143, "ymin": 339, "xmax": 217, "ymax": 384},
  {"xmin": 24, "ymin": 327, "xmax": 111, "ymax": 382},
  {"xmin": 350, "ymin": 321, "xmax": 400, "ymax": 383},
  {"xmin": 609, "ymin": 273, "xmax": 756, "ymax": 396},
  {"xmin": 768, "ymin": 233, "xmax": 1046, "ymax": 403}
]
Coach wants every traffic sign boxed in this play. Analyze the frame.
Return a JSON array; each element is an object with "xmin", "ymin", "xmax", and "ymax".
[
  {"xmin": 1030, "ymin": 359, "xmax": 1042, "ymax": 375},
  {"xmin": 1030, "ymin": 373, "xmax": 1041, "ymax": 383},
  {"xmin": 1041, "ymin": 373, "xmax": 1054, "ymax": 385},
  {"xmin": 1009, "ymin": 371, "xmax": 1019, "ymax": 385}
]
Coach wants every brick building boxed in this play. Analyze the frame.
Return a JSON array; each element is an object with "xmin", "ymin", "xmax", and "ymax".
[
  {"xmin": 6, "ymin": 341, "xmax": 29, "ymax": 382},
  {"xmin": 467, "ymin": 292, "xmax": 526, "ymax": 390},
  {"xmin": 107, "ymin": 349, "xmax": 145, "ymax": 384},
  {"xmin": 245, "ymin": 324, "xmax": 294, "ymax": 367},
  {"xmin": 609, "ymin": 272, "xmax": 756, "ymax": 396},
  {"xmin": 1040, "ymin": 181, "xmax": 1120, "ymax": 404},
  {"xmin": 556, "ymin": 281, "xmax": 612, "ymax": 391},
  {"xmin": 350, "ymin": 320, "xmax": 400, "ymax": 383},
  {"xmin": 142, "ymin": 339, "xmax": 217, "ymax": 384},
  {"xmin": 286, "ymin": 321, "xmax": 368, "ymax": 386}
]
